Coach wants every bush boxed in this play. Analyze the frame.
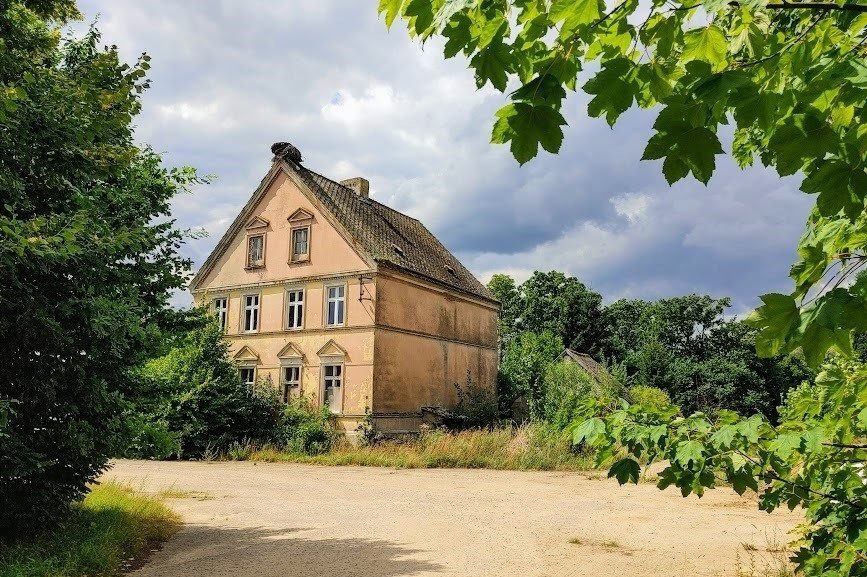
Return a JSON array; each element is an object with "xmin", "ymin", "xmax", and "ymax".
[
  {"xmin": 120, "ymin": 416, "xmax": 180, "ymax": 460},
  {"xmin": 454, "ymin": 374, "xmax": 499, "ymax": 428},
  {"xmin": 627, "ymin": 385, "xmax": 673, "ymax": 411},
  {"xmin": 279, "ymin": 396, "xmax": 334, "ymax": 455}
]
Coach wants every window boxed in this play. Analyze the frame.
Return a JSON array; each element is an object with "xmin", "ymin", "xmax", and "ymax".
[
  {"xmin": 291, "ymin": 227, "xmax": 309, "ymax": 262},
  {"xmin": 282, "ymin": 365, "xmax": 301, "ymax": 402},
  {"xmin": 322, "ymin": 363, "xmax": 342, "ymax": 413},
  {"xmin": 326, "ymin": 285, "xmax": 345, "ymax": 327},
  {"xmin": 243, "ymin": 294, "xmax": 260, "ymax": 332},
  {"xmin": 212, "ymin": 297, "xmax": 228, "ymax": 331},
  {"xmin": 247, "ymin": 234, "xmax": 265, "ymax": 268},
  {"xmin": 239, "ymin": 367, "xmax": 256, "ymax": 386},
  {"xmin": 285, "ymin": 289, "xmax": 304, "ymax": 330}
]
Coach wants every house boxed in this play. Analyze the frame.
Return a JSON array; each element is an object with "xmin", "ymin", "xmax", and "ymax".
[{"xmin": 190, "ymin": 142, "xmax": 499, "ymax": 434}]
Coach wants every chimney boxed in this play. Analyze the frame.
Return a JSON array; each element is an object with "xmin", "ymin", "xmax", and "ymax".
[{"xmin": 340, "ymin": 177, "xmax": 369, "ymax": 199}]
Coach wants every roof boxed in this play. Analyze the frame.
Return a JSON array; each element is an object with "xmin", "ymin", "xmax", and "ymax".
[
  {"xmin": 559, "ymin": 349, "xmax": 606, "ymax": 382},
  {"xmin": 191, "ymin": 159, "xmax": 496, "ymax": 303}
]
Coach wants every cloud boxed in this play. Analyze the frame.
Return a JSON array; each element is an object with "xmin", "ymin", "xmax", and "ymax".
[{"xmin": 75, "ymin": 0, "xmax": 814, "ymax": 314}]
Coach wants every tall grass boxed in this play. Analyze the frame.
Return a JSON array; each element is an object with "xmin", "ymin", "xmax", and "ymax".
[
  {"xmin": 0, "ymin": 482, "xmax": 180, "ymax": 577},
  {"xmin": 236, "ymin": 424, "xmax": 595, "ymax": 471}
]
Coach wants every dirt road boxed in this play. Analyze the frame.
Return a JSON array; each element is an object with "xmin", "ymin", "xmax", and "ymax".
[{"xmin": 106, "ymin": 460, "xmax": 798, "ymax": 577}]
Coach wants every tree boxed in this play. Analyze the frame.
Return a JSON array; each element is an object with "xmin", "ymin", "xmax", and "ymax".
[
  {"xmin": 380, "ymin": 1, "xmax": 867, "ymax": 572},
  {"xmin": 0, "ymin": 2, "xmax": 199, "ymax": 533},
  {"xmin": 487, "ymin": 273, "xmax": 521, "ymax": 353},
  {"xmin": 519, "ymin": 270, "xmax": 604, "ymax": 353}
]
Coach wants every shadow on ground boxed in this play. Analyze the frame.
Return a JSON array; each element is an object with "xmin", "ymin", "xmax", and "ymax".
[{"xmin": 131, "ymin": 525, "xmax": 445, "ymax": 577}]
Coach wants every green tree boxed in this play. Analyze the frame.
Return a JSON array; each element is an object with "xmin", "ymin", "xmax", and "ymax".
[
  {"xmin": 487, "ymin": 273, "xmax": 521, "ymax": 352},
  {"xmin": 380, "ymin": 1, "xmax": 867, "ymax": 572},
  {"xmin": 0, "ymin": 2, "xmax": 199, "ymax": 532}
]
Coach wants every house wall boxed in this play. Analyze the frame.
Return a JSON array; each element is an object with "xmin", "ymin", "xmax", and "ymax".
[{"xmin": 372, "ymin": 270, "xmax": 499, "ymax": 430}]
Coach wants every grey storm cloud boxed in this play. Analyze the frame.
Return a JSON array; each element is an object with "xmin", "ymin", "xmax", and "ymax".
[{"xmin": 75, "ymin": 0, "xmax": 814, "ymax": 314}]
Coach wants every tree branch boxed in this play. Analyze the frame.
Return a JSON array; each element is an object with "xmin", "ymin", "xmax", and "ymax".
[{"xmin": 763, "ymin": 1, "xmax": 867, "ymax": 12}]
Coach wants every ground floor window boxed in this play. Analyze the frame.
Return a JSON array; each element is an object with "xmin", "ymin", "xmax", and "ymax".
[
  {"xmin": 282, "ymin": 365, "xmax": 301, "ymax": 402},
  {"xmin": 239, "ymin": 366, "xmax": 256, "ymax": 386},
  {"xmin": 322, "ymin": 363, "xmax": 342, "ymax": 414}
]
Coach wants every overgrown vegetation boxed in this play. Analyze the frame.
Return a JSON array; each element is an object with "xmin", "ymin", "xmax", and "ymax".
[
  {"xmin": 234, "ymin": 424, "xmax": 594, "ymax": 471},
  {"xmin": 0, "ymin": 482, "xmax": 179, "ymax": 577}
]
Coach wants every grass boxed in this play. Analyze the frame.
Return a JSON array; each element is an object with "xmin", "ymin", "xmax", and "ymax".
[
  {"xmin": 236, "ymin": 424, "xmax": 597, "ymax": 471},
  {"xmin": 0, "ymin": 482, "xmax": 181, "ymax": 577}
]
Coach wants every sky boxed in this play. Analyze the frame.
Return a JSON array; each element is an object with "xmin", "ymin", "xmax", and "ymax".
[{"xmin": 74, "ymin": 0, "xmax": 814, "ymax": 314}]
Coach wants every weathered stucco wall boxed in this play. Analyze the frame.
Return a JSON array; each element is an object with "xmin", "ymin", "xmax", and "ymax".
[
  {"xmin": 372, "ymin": 271, "xmax": 498, "ymax": 418},
  {"xmin": 197, "ymin": 170, "xmax": 371, "ymax": 289}
]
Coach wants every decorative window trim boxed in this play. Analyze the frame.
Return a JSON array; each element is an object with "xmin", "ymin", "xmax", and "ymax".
[
  {"xmin": 241, "ymin": 293, "xmax": 261, "ymax": 333},
  {"xmin": 245, "ymin": 232, "xmax": 266, "ymax": 270},
  {"xmin": 212, "ymin": 296, "xmax": 229, "ymax": 332},
  {"xmin": 289, "ymin": 225, "xmax": 311, "ymax": 263},
  {"xmin": 284, "ymin": 287, "xmax": 305, "ymax": 331},
  {"xmin": 324, "ymin": 282, "xmax": 347, "ymax": 328}
]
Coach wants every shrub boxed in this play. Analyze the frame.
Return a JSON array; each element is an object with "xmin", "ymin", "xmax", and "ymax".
[
  {"xmin": 627, "ymin": 385, "xmax": 673, "ymax": 411},
  {"xmin": 279, "ymin": 396, "xmax": 334, "ymax": 455},
  {"xmin": 120, "ymin": 416, "xmax": 180, "ymax": 460},
  {"xmin": 454, "ymin": 374, "xmax": 499, "ymax": 428}
]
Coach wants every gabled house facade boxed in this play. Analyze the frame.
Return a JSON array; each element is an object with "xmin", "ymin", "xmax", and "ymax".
[{"xmin": 190, "ymin": 142, "xmax": 499, "ymax": 434}]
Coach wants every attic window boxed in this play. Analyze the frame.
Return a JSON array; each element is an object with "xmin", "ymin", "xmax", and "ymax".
[
  {"xmin": 391, "ymin": 243, "xmax": 404, "ymax": 257},
  {"xmin": 445, "ymin": 265, "xmax": 456, "ymax": 276}
]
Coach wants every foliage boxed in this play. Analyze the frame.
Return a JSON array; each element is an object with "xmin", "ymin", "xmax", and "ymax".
[
  {"xmin": 380, "ymin": 0, "xmax": 867, "ymax": 573},
  {"xmin": 498, "ymin": 330, "xmax": 563, "ymax": 419},
  {"xmin": 488, "ymin": 271, "xmax": 603, "ymax": 354},
  {"xmin": 278, "ymin": 396, "xmax": 334, "ymax": 455},
  {"xmin": 627, "ymin": 385, "xmax": 673, "ymax": 411},
  {"xmin": 121, "ymin": 319, "xmax": 285, "ymax": 459},
  {"xmin": 0, "ymin": 482, "xmax": 179, "ymax": 577},
  {"xmin": 356, "ymin": 406, "xmax": 379, "ymax": 447},
  {"xmin": 119, "ymin": 416, "xmax": 180, "ymax": 461},
  {"xmin": 241, "ymin": 424, "xmax": 593, "ymax": 471},
  {"xmin": 0, "ymin": 3, "xmax": 200, "ymax": 533},
  {"xmin": 601, "ymin": 295, "xmax": 812, "ymax": 420},
  {"xmin": 542, "ymin": 361, "xmax": 621, "ymax": 429},
  {"xmin": 576, "ymin": 357, "xmax": 867, "ymax": 575}
]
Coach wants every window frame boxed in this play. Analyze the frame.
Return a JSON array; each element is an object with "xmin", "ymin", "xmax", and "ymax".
[
  {"xmin": 239, "ymin": 366, "xmax": 256, "ymax": 387},
  {"xmin": 246, "ymin": 233, "xmax": 266, "ymax": 269},
  {"xmin": 324, "ymin": 282, "xmax": 347, "ymax": 328},
  {"xmin": 212, "ymin": 296, "xmax": 229, "ymax": 332},
  {"xmin": 284, "ymin": 287, "xmax": 305, "ymax": 331},
  {"xmin": 320, "ymin": 362, "xmax": 344, "ymax": 414},
  {"xmin": 281, "ymin": 363, "xmax": 302, "ymax": 403},
  {"xmin": 289, "ymin": 225, "xmax": 311, "ymax": 263},
  {"xmin": 241, "ymin": 292, "xmax": 261, "ymax": 333}
]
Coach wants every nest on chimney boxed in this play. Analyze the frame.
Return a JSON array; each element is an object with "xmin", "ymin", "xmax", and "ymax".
[{"xmin": 271, "ymin": 142, "xmax": 302, "ymax": 164}]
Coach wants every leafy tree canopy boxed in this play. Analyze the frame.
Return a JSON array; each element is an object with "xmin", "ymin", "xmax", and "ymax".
[{"xmin": 0, "ymin": 1, "xmax": 200, "ymax": 532}]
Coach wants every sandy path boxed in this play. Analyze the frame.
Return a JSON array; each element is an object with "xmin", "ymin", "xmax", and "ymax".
[{"xmin": 105, "ymin": 459, "xmax": 799, "ymax": 577}]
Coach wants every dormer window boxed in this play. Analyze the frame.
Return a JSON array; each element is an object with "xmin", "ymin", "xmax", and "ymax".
[
  {"xmin": 291, "ymin": 227, "xmax": 309, "ymax": 262},
  {"xmin": 247, "ymin": 234, "xmax": 265, "ymax": 268}
]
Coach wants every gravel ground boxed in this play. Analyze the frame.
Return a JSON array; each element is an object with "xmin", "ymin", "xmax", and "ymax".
[{"xmin": 105, "ymin": 459, "xmax": 799, "ymax": 577}]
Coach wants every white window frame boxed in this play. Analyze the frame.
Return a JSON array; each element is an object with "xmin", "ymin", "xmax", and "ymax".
[
  {"xmin": 290, "ymin": 226, "xmax": 310, "ymax": 263},
  {"xmin": 212, "ymin": 297, "xmax": 228, "ymax": 332},
  {"xmin": 242, "ymin": 293, "xmax": 260, "ymax": 333},
  {"xmin": 281, "ymin": 363, "xmax": 302, "ymax": 403},
  {"xmin": 239, "ymin": 366, "xmax": 256, "ymax": 386},
  {"xmin": 324, "ymin": 283, "xmax": 346, "ymax": 328},
  {"xmin": 246, "ymin": 233, "xmax": 266, "ymax": 269},
  {"xmin": 285, "ymin": 288, "xmax": 305, "ymax": 330},
  {"xmin": 320, "ymin": 362, "xmax": 343, "ymax": 414}
]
